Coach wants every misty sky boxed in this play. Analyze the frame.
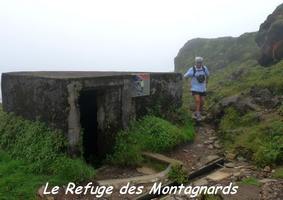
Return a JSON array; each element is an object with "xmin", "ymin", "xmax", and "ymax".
[{"xmin": 0, "ymin": 0, "xmax": 282, "ymax": 75}]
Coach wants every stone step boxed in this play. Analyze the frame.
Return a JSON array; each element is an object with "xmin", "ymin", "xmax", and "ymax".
[
  {"xmin": 97, "ymin": 165, "xmax": 171, "ymax": 188},
  {"xmin": 142, "ymin": 152, "xmax": 184, "ymax": 166}
]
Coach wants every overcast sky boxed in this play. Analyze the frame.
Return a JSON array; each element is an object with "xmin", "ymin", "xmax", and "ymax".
[{"xmin": 0, "ymin": 0, "xmax": 282, "ymax": 75}]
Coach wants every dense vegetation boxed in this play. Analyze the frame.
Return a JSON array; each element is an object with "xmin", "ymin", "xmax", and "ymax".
[
  {"xmin": 108, "ymin": 114, "xmax": 194, "ymax": 166},
  {"xmin": 0, "ymin": 106, "xmax": 95, "ymax": 199}
]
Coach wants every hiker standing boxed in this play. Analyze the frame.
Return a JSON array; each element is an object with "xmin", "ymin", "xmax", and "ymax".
[{"xmin": 184, "ymin": 56, "xmax": 209, "ymax": 121}]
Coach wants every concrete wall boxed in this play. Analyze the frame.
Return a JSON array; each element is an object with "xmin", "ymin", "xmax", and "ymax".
[
  {"xmin": 1, "ymin": 72, "xmax": 182, "ymax": 158},
  {"xmin": 133, "ymin": 73, "xmax": 183, "ymax": 118},
  {"xmin": 1, "ymin": 74, "xmax": 69, "ymax": 131},
  {"xmin": 64, "ymin": 76, "xmax": 130, "ymax": 156}
]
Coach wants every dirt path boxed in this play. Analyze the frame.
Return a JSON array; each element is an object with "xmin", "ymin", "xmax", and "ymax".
[{"xmin": 166, "ymin": 124, "xmax": 222, "ymax": 172}]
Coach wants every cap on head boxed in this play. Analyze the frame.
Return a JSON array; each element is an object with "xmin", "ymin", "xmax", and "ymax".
[{"xmin": 195, "ymin": 56, "xmax": 204, "ymax": 63}]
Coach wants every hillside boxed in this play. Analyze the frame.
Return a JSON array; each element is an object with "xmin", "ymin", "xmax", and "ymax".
[
  {"xmin": 174, "ymin": 32, "xmax": 259, "ymax": 73},
  {"xmin": 176, "ymin": 3, "xmax": 283, "ymax": 195}
]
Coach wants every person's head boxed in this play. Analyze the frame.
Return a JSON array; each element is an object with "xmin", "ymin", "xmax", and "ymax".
[{"xmin": 195, "ymin": 56, "xmax": 204, "ymax": 67}]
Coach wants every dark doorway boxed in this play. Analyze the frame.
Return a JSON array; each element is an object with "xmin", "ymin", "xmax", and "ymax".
[{"xmin": 78, "ymin": 89, "xmax": 100, "ymax": 166}]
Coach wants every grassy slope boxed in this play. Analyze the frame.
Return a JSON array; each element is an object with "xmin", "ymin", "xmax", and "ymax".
[
  {"xmin": 207, "ymin": 59, "xmax": 283, "ymax": 105},
  {"xmin": 0, "ymin": 106, "xmax": 96, "ymax": 199},
  {"xmin": 213, "ymin": 60, "xmax": 283, "ymax": 167},
  {"xmin": 108, "ymin": 114, "xmax": 194, "ymax": 166},
  {"xmin": 177, "ymin": 32, "xmax": 283, "ymax": 168}
]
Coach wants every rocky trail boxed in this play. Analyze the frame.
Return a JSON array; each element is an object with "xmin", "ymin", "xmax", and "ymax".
[
  {"xmin": 162, "ymin": 123, "xmax": 283, "ymax": 200},
  {"xmin": 166, "ymin": 124, "xmax": 222, "ymax": 172}
]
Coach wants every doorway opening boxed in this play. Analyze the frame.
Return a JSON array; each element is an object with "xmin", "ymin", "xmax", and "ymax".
[{"xmin": 78, "ymin": 89, "xmax": 100, "ymax": 166}]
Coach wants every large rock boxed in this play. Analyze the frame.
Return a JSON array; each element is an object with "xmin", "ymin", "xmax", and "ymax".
[
  {"xmin": 256, "ymin": 4, "xmax": 283, "ymax": 66},
  {"xmin": 249, "ymin": 87, "xmax": 280, "ymax": 109},
  {"xmin": 210, "ymin": 94, "xmax": 258, "ymax": 120},
  {"xmin": 206, "ymin": 170, "xmax": 232, "ymax": 181}
]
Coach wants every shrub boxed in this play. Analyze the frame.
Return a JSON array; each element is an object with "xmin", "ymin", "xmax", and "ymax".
[
  {"xmin": 0, "ymin": 107, "xmax": 95, "ymax": 183},
  {"xmin": 240, "ymin": 112, "xmax": 260, "ymax": 125},
  {"xmin": 166, "ymin": 107, "xmax": 193, "ymax": 126},
  {"xmin": 252, "ymin": 121, "xmax": 283, "ymax": 166},
  {"xmin": 51, "ymin": 156, "xmax": 95, "ymax": 182},
  {"xmin": 272, "ymin": 167, "xmax": 283, "ymax": 179},
  {"xmin": 219, "ymin": 107, "xmax": 241, "ymax": 131},
  {"xmin": 108, "ymin": 115, "xmax": 194, "ymax": 166},
  {"xmin": 278, "ymin": 104, "xmax": 283, "ymax": 116},
  {"xmin": 168, "ymin": 164, "xmax": 188, "ymax": 184}
]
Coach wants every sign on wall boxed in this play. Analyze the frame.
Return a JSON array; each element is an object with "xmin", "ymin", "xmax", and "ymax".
[{"xmin": 131, "ymin": 73, "xmax": 150, "ymax": 97}]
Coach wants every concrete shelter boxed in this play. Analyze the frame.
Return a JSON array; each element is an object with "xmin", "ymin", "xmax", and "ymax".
[{"xmin": 1, "ymin": 71, "xmax": 182, "ymax": 162}]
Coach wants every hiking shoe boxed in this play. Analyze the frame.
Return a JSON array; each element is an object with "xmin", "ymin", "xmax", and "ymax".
[
  {"xmin": 196, "ymin": 114, "xmax": 202, "ymax": 121},
  {"xmin": 192, "ymin": 112, "xmax": 202, "ymax": 121},
  {"xmin": 192, "ymin": 112, "xmax": 198, "ymax": 119}
]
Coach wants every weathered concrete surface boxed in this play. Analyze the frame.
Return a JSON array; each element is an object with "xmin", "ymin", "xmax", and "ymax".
[
  {"xmin": 133, "ymin": 73, "xmax": 183, "ymax": 118},
  {"xmin": 142, "ymin": 152, "xmax": 183, "ymax": 166},
  {"xmin": 97, "ymin": 165, "xmax": 171, "ymax": 188},
  {"xmin": 97, "ymin": 152, "xmax": 184, "ymax": 187},
  {"xmin": 1, "ymin": 71, "xmax": 182, "ymax": 159}
]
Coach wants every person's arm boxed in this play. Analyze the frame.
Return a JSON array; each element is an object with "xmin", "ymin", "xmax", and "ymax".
[{"xmin": 184, "ymin": 67, "xmax": 193, "ymax": 78}]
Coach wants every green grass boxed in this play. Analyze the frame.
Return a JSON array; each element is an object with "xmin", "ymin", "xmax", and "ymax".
[
  {"xmin": 240, "ymin": 177, "xmax": 261, "ymax": 187},
  {"xmin": 107, "ymin": 115, "xmax": 194, "ymax": 166},
  {"xmin": 207, "ymin": 60, "xmax": 283, "ymax": 107},
  {"xmin": 168, "ymin": 164, "xmax": 188, "ymax": 184},
  {"xmin": 0, "ymin": 152, "xmax": 96, "ymax": 199},
  {"xmin": 0, "ymin": 151, "xmax": 61, "ymax": 199},
  {"xmin": 142, "ymin": 157, "xmax": 168, "ymax": 172},
  {"xmin": 201, "ymin": 194, "xmax": 223, "ymax": 200},
  {"xmin": 272, "ymin": 166, "xmax": 283, "ymax": 179},
  {"xmin": 0, "ymin": 107, "xmax": 96, "ymax": 199},
  {"xmin": 278, "ymin": 104, "xmax": 283, "ymax": 116},
  {"xmin": 217, "ymin": 106, "xmax": 283, "ymax": 167}
]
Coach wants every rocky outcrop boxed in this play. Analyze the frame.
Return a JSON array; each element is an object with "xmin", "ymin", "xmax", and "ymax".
[
  {"xmin": 249, "ymin": 87, "xmax": 280, "ymax": 109},
  {"xmin": 256, "ymin": 4, "xmax": 283, "ymax": 66},
  {"xmin": 209, "ymin": 94, "xmax": 259, "ymax": 121},
  {"xmin": 209, "ymin": 87, "xmax": 281, "ymax": 121}
]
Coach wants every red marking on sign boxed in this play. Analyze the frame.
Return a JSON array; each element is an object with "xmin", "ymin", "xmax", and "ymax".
[{"xmin": 137, "ymin": 74, "xmax": 149, "ymax": 80}]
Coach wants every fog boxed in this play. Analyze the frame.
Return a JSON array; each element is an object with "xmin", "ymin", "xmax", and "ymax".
[{"xmin": 0, "ymin": 0, "xmax": 282, "ymax": 100}]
